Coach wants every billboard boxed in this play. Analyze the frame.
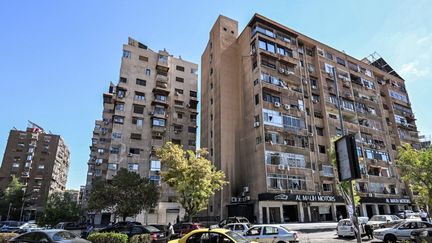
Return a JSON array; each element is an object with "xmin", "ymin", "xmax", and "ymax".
[{"xmin": 335, "ymin": 134, "xmax": 361, "ymax": 181}]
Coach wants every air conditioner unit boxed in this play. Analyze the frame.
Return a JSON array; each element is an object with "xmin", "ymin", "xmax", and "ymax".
[
  {"xmin": 128, "ymin": 153, "xmax": 133, "ymax": 157},
  {"xmin": 231, "ymin": 197, "xmax": 238, "ymax": 203},
  {"xmin": 368, "ymin": 193, "xmax": 373, "ymax": 197},
  {"xmin": 312, "ymin": 100, "xmax": 318, "ymax": 104},
  {"xmin": 274, "ymin": 102, "xmax": 281, "ymax": 107},
  {"xmin": 312, "ymin": 85, "xmax": 317, "ymax": 89},
  {"xmin": 309, "ymin": 132, "xmax": 313, "ymax": 136},
  {"xmin": 278, "ymin": 164, "xmax": 285, "ymax": 170},
  {"xmin": 285, "ymin": 70, "xmax": 294, "ymax": 75},
  {"xmin": 279, "ymin": 68, "xmax": 285, "ymax": 73},
  {"xmin": 253, "ymin": 122, "xmax": 260, "ymax": 128},
  {"xmin": 155, "ymin": 132, "xmax": 162, "ymax": 137},
  {"xmin": 245, "ymin": 196, "xmax": 251, "ymax": 201},
  {"xmin": 243, "ymin": 186, "xmax": 249, "ymax": 193},
  {"xmin": 284, "ymin": 104, "xmax": 291, "ymax": 110}
]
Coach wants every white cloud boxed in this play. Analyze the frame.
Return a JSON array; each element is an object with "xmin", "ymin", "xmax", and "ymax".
[{"xmin": 398, "ymin": 61, "xmax": 430, "ymax": 80}]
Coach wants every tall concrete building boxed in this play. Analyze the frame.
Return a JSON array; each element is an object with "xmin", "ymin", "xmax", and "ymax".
[
  {"xmin": 0, "ymin": 122, "xmax": 70, "ymax": 218},
  {"xmin": 201, "ymin": 14, "xmax": 420, "ymax": 223},
  {"xmin": 84, "ymin": 37, "xmax": 198, "ymax": 225}
]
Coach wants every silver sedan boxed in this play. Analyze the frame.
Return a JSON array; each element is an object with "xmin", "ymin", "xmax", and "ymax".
[
  {"xmin": 243, "ymin": 224, "xmax": 299, "ymax": 243},
  {"xmin": 9, "ymin": 229, "xmax": 90, "ymax": 243}
]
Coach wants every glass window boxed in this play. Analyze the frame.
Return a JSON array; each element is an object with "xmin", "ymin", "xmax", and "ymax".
[
  {"xmin": 150, "ymin": 160, "xmax": 161, "ymax": 171},
  {"xmin": 152, "ymin": 118, "xmax": 166, "ymax": 127},
  {"xmin": 263, "ymin": 226, "xmax": 278, "ymax": 235},
  {"xmin": 123, "ymin": 50, "xmax": 131, "ymax": 59},
  {"xmin": 136, "ymin": 79, "xmax": 146, "ymax": 86},
  {"xmin": 128, "ymin": 163, "xmax": 139, "ymax": 171},
  {"xmin": 134, "ymin": 92, "xmax": 145, "ymax": 100}
]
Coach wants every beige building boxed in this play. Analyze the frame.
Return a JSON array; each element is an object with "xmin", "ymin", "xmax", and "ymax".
[
  {"xmin": 84, "ymin": 37, "xmax": 197, "ymax": 225},
  {"xmin": 0, "ymin": 122, "xmax": 70, "ymax": 219},
  {"xmin": 201, "ymin": 14, "xmax": 420, "ymax": 223}
]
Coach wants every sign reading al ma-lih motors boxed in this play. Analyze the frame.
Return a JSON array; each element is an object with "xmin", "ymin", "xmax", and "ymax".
[{"xmin": 258, "ymin": 193, "xmax": 345, "ymax": 203}]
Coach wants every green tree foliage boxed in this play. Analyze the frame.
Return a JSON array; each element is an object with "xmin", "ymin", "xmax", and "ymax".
[
  {"xmin": 0, "ymin": 176, "xmax": 26, "ymax": 220},
  {"xmin": 88, "ymin": 168, "xmax": 160, "ymax": 221},
  {"xmin": 396, "ymin": 144, "xmax": 432, "ymax": 213},
  {"xmin": 38, "ymin": 191, "xmax": 80, "ymax": 226},
  {"xmin": 156, "ymin": 142, "xmax": 228, "ymax": 221},
  {"xmin": 329, "ymin": 137, "xmax": 360, "ymax": 207}
]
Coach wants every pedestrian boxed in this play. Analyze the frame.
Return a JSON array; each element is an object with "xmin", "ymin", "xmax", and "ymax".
[
  {"xmin": 365, "ymin": 224, "xmax": 373, "ymax": 239},
  {"xmin": 420, "ymin": 209, "xmax": 428, "ymax": 222},
  {"xmin": 168, "ymin": 222, "xmax": 175, "ymax": 239}
]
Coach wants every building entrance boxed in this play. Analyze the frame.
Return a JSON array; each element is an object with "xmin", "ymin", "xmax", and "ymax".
[
  {"xmin": 366, "ymin": 205, "xmax": 374, "ymax": 218},
  {"xmin": 336, "ymin": 205, "xmax": 348, "ymax": 220},
  {"xmin": 378, "ymin": 205, "xmax": 385, "ymax": 215},
  {"xmin": 311, "ymin": 206, "xmax": 320, "ymax": 222},
  {"xmin": 283, "ymin": 205, "xmax": 298, "ymax": 222},
  {"xmin": 269, "ymin": 207, "xmax": 281, "ymax": 223}
]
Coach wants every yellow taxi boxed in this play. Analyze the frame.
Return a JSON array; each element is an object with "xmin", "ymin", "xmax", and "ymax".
[{"xmin": 168, "ymin": 228, "xmax": 258, "ymax": 243}]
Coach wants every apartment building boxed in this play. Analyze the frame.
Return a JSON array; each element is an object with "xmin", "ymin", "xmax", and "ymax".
[
  {"xmin": 0, "ymin": 122, "xmax": 70, "ymax": 219},
  {"xmin": 84, "ymin": 37, "xmax": 198, "ymax": 225},
  {"xmin": 201, "ymin": 14, "xmax": 420, "ymax": 223}
]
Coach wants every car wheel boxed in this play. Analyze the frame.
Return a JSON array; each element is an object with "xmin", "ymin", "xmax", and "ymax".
[
  {"xmin": 383, "ymin": 234, "xmax": 397, "ymax": 243},
  {"xmin": 277, "ymin": 241, "xmax": 286, "ymax": 243},
  {"xmin": 337, "ymin": 235, "xmax": 343, "ymax": 238}
]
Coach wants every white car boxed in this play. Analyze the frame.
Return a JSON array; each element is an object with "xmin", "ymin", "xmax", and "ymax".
[
  {"xmin": 373, "ymin": 220, "xmax": 432, "ymax": 243},
  {"xmin": 367, "ymin": 215, "xmax": 402, "ymax": 229},
  {"xmin": 337, "ymin": 217, "xmax": 369, "ymax": 238},
  {"xmin": 223, "ymin": 223, "xmax": 252, "ymax": 234},
  {"xmin": 243, "ymin": 224, "xmax": 299, "ymax": 243}
]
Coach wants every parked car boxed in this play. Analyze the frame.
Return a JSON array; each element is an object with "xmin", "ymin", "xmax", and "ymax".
[
  {"xmin": 0, "ymin": 221, "xmax": 22, "ymax": 233},
  {"xmin": 223, "ymin": 223, "xmax": 252, "ymax": 234},
  {"xmin": 243, "ymin": 224, "xmax": 299, "ymax": 243},
  {"xmin": 396, "ymin": 210, "xmax": 415, "ymax": 219},
  {"xmin": 218, "ymin": 217, "xmax": 250, "ymax": 228},
  {"xmin": 336, "ymin": 217, "xmax": 368, "ymax": 238},
  {"xmin": 113, "ymin": 221, "xmax": 142, "ymax": 227},
  {"xmin": 55, "ymin": 222, "xmax": 86, "ymax": 230},
  {"xmin": 98, "ymin": 225, "xmax": 167, "ymax": 242},
  {"xmin": 168, "ymin": 228, "xmax": 257, "ymax": 243},
  {"xmin": 17, "ymin": 223, "xmax": 44, "ymax": 233},
  {"xmin": 366, "ymin": 215, "xmax": 402, "ymax": 229},
  {"xmin": 173, "ymin": 222, "xmax": 203, "ymax": 237},
  {"xmin": 150, "ymin": 224, "xmax": 169, "ymax": 237},
  {"xmin": 410, "ymin": 227, "xmax": 432, "ymax": 243},
  {"xmin": 9, "ymin": 229, "xmax": 90, "ymax": 243},
  {"xmin": 373, "ymin": 220, "xmax": 432, "ymax": 243}
]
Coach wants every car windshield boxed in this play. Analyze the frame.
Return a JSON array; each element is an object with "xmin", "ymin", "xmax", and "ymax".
[
  {"xmin": 226, "ymin": 231, "xmax": 252, "ymax": 243},
  {"xmin": 370, "ymin": 216, "xmax": 387, "ymax": 222},
  {"xmin": 52, "ymin": 231, "xmax": 77, "ymax": 240},
  {"xmin": 143, "ymin": 226, "xmax": 160, "ymax": 233}
]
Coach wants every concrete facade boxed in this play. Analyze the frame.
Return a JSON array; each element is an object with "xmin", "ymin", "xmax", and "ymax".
[
  {"xmin": 201, "ymin": 14, "xmax": 420, "ymax": 223},
  {"xmin": 0, "ymin": 123, "xmax": 70, "ymax": 218},
  {"xmin": 84, "ymin": 37, "xmax": 198, "ymax": 225}
]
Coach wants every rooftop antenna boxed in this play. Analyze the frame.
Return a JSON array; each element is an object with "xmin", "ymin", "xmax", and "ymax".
[{"xmin": 27, "ymin": 120, "xmax": 44, "ymax": 132}]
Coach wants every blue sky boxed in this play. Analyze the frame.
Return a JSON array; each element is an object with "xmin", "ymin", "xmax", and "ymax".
[{"xmin": 1, "ymin": 0, "xmax": 431, "ymax": 189}]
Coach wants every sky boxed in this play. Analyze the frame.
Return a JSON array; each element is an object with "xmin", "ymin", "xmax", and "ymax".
[{"xmin": 1, "ymin": 0, "xmax": 431, "ymax": 190}]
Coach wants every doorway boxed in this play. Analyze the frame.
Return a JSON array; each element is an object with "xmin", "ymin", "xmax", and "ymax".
[
  {"xmin": 269, "ymin": 207, "xmax": 281, "ymax": 223},
  {"xmin": 366, "ymin": 205, "xmax": 374, "ymax": 218},
  {"xmin": 336, "ymin": 205, "xmax": 347, "ymax": 220},
  {"xmin": 311, "ymin": 206, "xmax": 320, "ymax": 222},
  {"xmin": 378, "ymin": 205, "xmax": 385, "ymax": 215},
  {"xmin": 283, "ymin": 205, "xmax": 298, "ymax": 222}
]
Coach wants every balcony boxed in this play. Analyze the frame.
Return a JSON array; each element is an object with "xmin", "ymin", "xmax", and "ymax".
[
  {"xmin": 320, "ymin": 170, "xmax": 334, "ymax": 178},
  {"xmin": 152, "ymin": 98, "xmax": 169, "ymax": 107},
  {"xmin": 153, "ymin": 84, "xmax": 170, "ymax": 95},
  {"xmin": 156, "ymin": 74, "xmax": 169, "ymax": 83}
]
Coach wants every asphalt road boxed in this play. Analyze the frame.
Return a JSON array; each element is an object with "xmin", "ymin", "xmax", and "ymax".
[{"xmin": 299, "ymin": 230, "xmax": 383, "ymax": 243}]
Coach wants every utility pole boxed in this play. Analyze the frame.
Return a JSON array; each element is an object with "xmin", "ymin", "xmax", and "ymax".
[
  {"xmin": 332, "ymin": 67, "xmax": 362, "ymax": 243},
  {"xmin": 7, "ymin": 202, "xmax": 12, "ymax": 221}
]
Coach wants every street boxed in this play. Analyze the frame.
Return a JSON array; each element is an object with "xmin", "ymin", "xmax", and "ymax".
[{"xmin": 299, "ymin": 230, "xmax": 383, "ymax": 243}]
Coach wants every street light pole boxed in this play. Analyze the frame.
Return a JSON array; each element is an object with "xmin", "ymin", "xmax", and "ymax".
[
  {"xmin": 332, "ymin": 67, "xmax": 361, "ymax": 243},
  {"xmin": 7, "ymin": 202, "xmax": 12, "ymax": 221}
]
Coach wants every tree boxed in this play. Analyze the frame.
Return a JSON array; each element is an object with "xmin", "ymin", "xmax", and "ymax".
[
  {"xmin": 0, "ymin": 176, "xmax": 26, "ymax": 220},
  {"xmin": 38, "ymin": 191, "xmax": 80, "ymax": 226},
  {"xmin": 396, "ymin": 144, "xmax": 432, "ymax": 213},
  {"xmin": 156, "ymin": 142, "xmax": 228, "ymax": 221},
  {"xmin": 88, "ymin": 168, "xmax": 160, "ymax": 221}
]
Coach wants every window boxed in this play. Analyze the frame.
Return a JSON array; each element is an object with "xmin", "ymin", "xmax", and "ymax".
[
  {"xmin": 95, "ymin": 158, "xmax": 103, "ymax": 165},
  {"xmin": 389, "ymin": 90, "xmax": 408, "ymax": 103},
  {"xmin": 283, "ymin": 115, "xmax": 304, "ymax": 130},
  {"xmin": 324, "ymin": 63, "xmax": 334, "ymax": 74},
  {"xmin": 175, "ymin": 89, "xmax": 184, "ymax": 95},
  {"xmin": 38, "ymin": 165, "xmax": 45, "ymax": 169},
  {"xmin": 108, "ymin": 163, "xmax": 118, "ymax": 171},
  {"xmin": 158, "ymin": 55, "xmax": 168, "ymax": 64},
  {"xmin": 113, "ymin": 116, "xmax": 124, "ymax": 124},
  {"xmin": 12, "ymin": 163, "xmax": 19, "ymax": 168},
  {"xmin": 190, "ymin": 91, "xmax": 197, "ymax": 97},
  {"xmin": 255, "ymin": 94, "xmax": 260, "ymax": 105},
  {"xmin": 129, "ymin": 148, "xmax": 140, "ymax": 154},
  {"xmin": 117, "ymin": 89, "xmax": 126, "ymax": 98},
  {"xmin": 128, "ymin": 163, "xmax": 139, "ymax": 171},
  {"xmin": 176, "ymin": 77, "xmax": 184, "ymax": 83},
  {"xmin": 316, "ymin": 127, "xmax": 324, "ymax": 136},
  {"xmin": 155, "ymin": 94, "xmax": 167, "ymax": 101},
  {"xmin": 115, "ymin": 102, "xmax": 125, "ymax": 111},
  {"xmin": 259, "ymin": 39, "xmax": 275, "ymax": 53},
  {"xmin": 318, "ymin": 145, "xmax": 326, "ymax": 154},
  {"xmin": 172, "ymin": 139, "xmax": 181, "ymax": 145},
  {"xmin": 188, "ymin": 140, "xmax": 196, "ymax": 146},
  {"xmin": 136, "ymin": 79, "xmax": 146, "ymax": 86},
  {"xmin": 111, "ymin": 132, "xmax": 121, "ymax": 140},
  {"xmin": 150, "ymin": 160, "xmax": 161, "ymax": 171},
  {"xmin": 145, "ymin": 68, "xmax": 151, "ymax": 76},
  {"xmin": 133, "ymin": 105, "xmax": 145, "ymax": 114},
  {"xmin": 288, "ymin": 175, "xmax": 307, "ymax": 190},
  {"xmin": 191, "ymin": 68, "xmax": 198, "ymax": 75},
  {"xmin": 176, "ymin": 112, "xmax": 183, "ymax": 119},
  {"xmin": 123, "ymin": 50, "xmax": 131, "ymax": 59},
  {"xmin": 152, "ymin": 118, "xmax": 166, "ymax": 127},
  {"xmin": 130, "ymin": 133, "xmax": 142, "ymax": 140},
  {"xmin": 262, "ymin": 92, "xmax": 281, "ymax": 103},
  {"xmin": 139, "ymin": 55, "xmax": 148, "ymax": 62},
  {"xmin": 362, "ymin": 78, "xmax": 376, "ymax": 90},
  {"xmin": 188, "ymin": 126, "xmax": 197, "ymax": 133},
  {"xmin": 263, "ymin": 109, "xmax": 283, "ymax": 127},
  {"xmin": 110, "ymin": 147, "xmax": 120, "ymax": 154},
  {"xmin": 134, "ymin": 92, "xmax": 145, "ymax": 100},
  {"xmin": 132, "ymin": 117, "xmax": 143, "ymax": 126},
  {"xmin": 119, "ymin": 77, "xmax": 127, "ymax": 83},
  {"xmin": 174, "ymin": 100, "xmax": 183, "ymax": 106},
  {"xmin": 323, "ymin": 183, "xmax": 332, "ymax": 192},
  {"xmin": 325, "ymin": 51, "xmax": 333, "ymax": 60},
  {"xmin": 176, "ymin": 65, "xmax": 185, "ymax": 72},
  {"xmin": 336, "ymin": 57, "xmax": 346, "ymax": 66},
  {"xmin": 263, "ymin": 226, "xmax": 279, "ymax": 235}
]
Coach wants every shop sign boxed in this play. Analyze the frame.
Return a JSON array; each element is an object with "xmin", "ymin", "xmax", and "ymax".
[
  {"xmin": 360, "ymin": 197, "xmax": 412, "ymax": 204},
  {"xmin": 259, "ymin": 193, "xmax": 344, "ymax": 202},
  {"xmin": 385, "ymin": 198, "xmax": 411, "ymax": 204}
]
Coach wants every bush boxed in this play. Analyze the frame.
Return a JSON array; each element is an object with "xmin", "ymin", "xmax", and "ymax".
[
  {"xmin": 129, "ymin": 234, "xmax": 152, "ymax": 243},
  {"xmin": 87, "ymin": 232, "xmax": 128, "ymax": 243},
  {"xmin": 0, "ymin": 233, "xmax": 19, "ymax": 243}
]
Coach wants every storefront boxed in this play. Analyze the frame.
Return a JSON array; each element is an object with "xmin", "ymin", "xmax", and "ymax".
[
  {"xmin": 258, "ymin": 193, "xmax": 346, "ymax": 223},
  {"xmin": 359, "ymin": 197, "xmax": 412, "ymax": 218}
]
